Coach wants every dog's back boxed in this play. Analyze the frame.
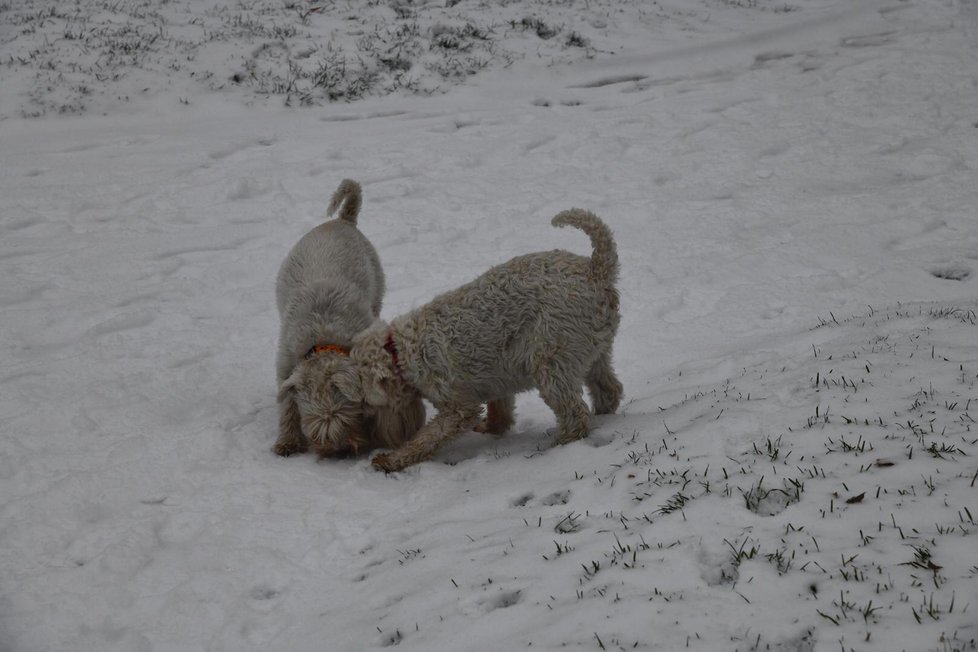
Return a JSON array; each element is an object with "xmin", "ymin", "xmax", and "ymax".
[
  {"xmin": 396, "ymin": 211, "xmax": 620, "ymax": 402},
  {"xmin": 277, "ymin": 222, "xmax": 383, "ymax": 314},
  {"xmin": 276, "ymin": 180, "xmax": 384, "ymax": 318}
]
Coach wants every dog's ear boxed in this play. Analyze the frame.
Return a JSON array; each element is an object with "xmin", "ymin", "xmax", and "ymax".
[
  {"xmin": 332, "ymin": 366, "xmax": 364, "ymax": 403},
  {"xmin": 362, "ymin": 378, "xmax": 391, "ymax": 407},
  {"xmin": 277, "ymin": 369, "xmax": 302, "ymax": 404},
  {"xmin": 348, "ymin": 324, "xmax": 402, "ymax": 407},
  {"xmin": 354, "ymin": 360, "xmax": 394, "ymax": 407}
]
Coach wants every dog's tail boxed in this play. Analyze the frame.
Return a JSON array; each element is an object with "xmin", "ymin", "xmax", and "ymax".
[
  {"xmin": 551, "ymin": 208, "xmax": 618, "ymax": 285},
  {"xmin": 326, "ymin": 179, "xmax": 363, "ymax": 224}
]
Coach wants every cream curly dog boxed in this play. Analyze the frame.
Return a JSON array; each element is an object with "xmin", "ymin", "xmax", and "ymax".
[
  {"xmin": 274, "ymin": 179, "xmax": 424, "ymax": 458},
  {"xmin": 336, "ymin": 208, "xmax": 623, "ymax": 472}
]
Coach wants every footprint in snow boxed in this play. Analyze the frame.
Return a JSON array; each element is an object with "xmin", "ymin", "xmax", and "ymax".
[
  {"xmin": 249, "ymin": 585, "xmax": 281, "ymax": 601},
  {"xmin": 523, "ymin": 134, "xmax": 556, "ymax": 154},
  {"xmin": 751, "ymin": 51, "xmax": 794, "ymax": 69},
  {"xmin": 208, "ymin": 136, "xmax": 275, "ymax": 160},
  {"xmin": 930, "ymin": 265, "xmax": 973, "ymax": 282},
  {"xmin": 86, "ymin": 312, "xmax": 156, "ymax": 338},
  {"xmin": 840, "ymin": 32, "xmax": 896, "ymax": 48},
  {"xmin": 568, "ymin": 74, "xmax": 647, "ymax": 88},
  {"xmin": 481, "ymin": 589, "xmax": 522, "ymax": 612},
  {"xmin": 540, "ymin": 489, "xmax": 571, "ymax": 506}
]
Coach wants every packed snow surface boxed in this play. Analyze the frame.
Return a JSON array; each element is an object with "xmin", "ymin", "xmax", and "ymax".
[{"xmin": 2, "ymin": 1, "xmax": 977, "ymax": 651}]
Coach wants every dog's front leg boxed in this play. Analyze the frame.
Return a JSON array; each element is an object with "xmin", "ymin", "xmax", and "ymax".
[
  {"xmin": 273, "ymin": 393, "xmax": 308, "ymax": 456},
  {"xmin": 372, "ymin": 404, "xmax": 480, "ymax": 472}
]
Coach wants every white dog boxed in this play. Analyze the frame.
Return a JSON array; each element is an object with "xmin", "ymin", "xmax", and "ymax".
[
  {"xmin": 301, "ymin": 208, "xmax": 623, "ymax": 471},
  {"xmin": 274, "ymin": 179, "xmax": 424, "ymax": 457}
]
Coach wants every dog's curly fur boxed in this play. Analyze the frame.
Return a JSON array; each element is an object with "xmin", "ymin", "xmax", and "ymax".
[
  {"xmin": 274, "ymin": 179, "xmax": 425, "ymax": 458},
  {"xmin": 335, "ymin": 208, "xmax": 623, "ymax": 471}
]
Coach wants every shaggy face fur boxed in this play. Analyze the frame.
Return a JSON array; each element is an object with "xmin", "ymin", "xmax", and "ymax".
[
  {"xmin": 279, "ymin": 356, "xmax": 369, "ymax": 456},
  {"xmin": 274, "ymin": 179, "xmax": 424, "ymax": 458},
  {"xmin": 323, "ymin": 208, "xmax": 623, "ymax": 472}
]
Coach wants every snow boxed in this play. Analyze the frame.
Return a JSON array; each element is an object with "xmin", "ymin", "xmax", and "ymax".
[{"xmin": 2, "ymin": 0, "xmax": 977, "ymax": 650}]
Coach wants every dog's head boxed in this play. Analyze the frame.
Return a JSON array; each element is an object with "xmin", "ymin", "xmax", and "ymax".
[
  {"xmin": 280, "ymin": 352, "xmax": 426, "ymax": 456},
  {"xmin": 279, "ymin": 356, "xmax": 369, "ymax": 456}
]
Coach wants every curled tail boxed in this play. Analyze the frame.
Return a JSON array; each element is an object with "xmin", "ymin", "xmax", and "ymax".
[
  {"xmin": 551, "ymin": 208, "xmax": 618, "ymax": 285},
  {"xmin": 327, "ymin": 179, "xmax": 363, "ymax": 224}
]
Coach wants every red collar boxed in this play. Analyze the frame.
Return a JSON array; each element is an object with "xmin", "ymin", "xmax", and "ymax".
[
  {"xmin": 384, "ymin": 329, "xmax": 417, "ymax": 391},
  {"xmin": 304, "ymin": 343, "xmax": 350, "ymax": 360},
  {"xmin": 384, "ymin": 330, "xmax": 403, "ymax": 377}
]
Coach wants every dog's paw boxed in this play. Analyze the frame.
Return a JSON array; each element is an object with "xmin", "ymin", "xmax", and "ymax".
[
  {"xmin": 371, "ymin": 452, "xmax": 407, "ymax": 472},
  {"xmin": 273, "ymin": 439, "xmax": 308, "ymax": 457},
  {"xmin": 473, "ymin": 420, "xmax": 507, "ymax": 436}
]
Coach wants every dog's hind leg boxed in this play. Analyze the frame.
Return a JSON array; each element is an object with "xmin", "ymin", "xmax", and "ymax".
[
  {"xmin": 372, "ymin": 403, "xmax": 481, "ymax": 472},
  {"xmin": 475, "ymin": 396, "xmax": 516, "ymax": 436},
  {"xmin": 536, "ymin": 371, "xmax": 591, "ymax": 445},
  {"xmin": 586, "ymin": 351, "xmax": 623, "ymax": 415}
]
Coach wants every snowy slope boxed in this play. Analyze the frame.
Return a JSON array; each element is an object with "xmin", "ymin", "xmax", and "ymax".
[{"xmin": 1, "ymin": 1, "xmax": 977, "ymax": 651}]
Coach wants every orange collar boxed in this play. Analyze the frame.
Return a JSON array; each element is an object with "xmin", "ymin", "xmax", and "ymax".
[{"xmin": 305, "ymin": 343, "xmax": 350, "ymax": 359}]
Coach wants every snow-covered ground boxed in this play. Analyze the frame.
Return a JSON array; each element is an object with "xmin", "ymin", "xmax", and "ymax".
[{"xmin": 2, "ymin": 1, "xmax": 977, "ymax": 650}]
